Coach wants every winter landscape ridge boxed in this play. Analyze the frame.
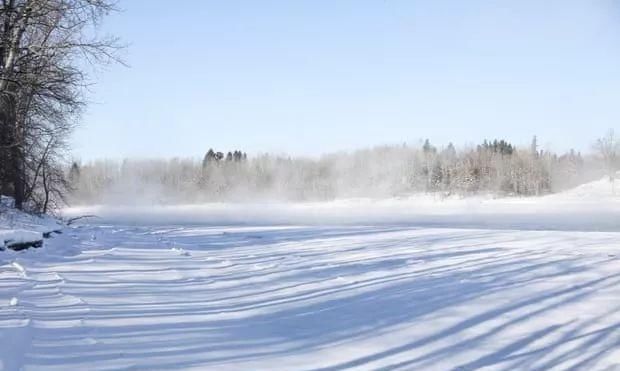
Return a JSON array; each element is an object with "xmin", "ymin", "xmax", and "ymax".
[{"xmin": 1, "ymin": 178, "xmax": 620, "ymax": 370}]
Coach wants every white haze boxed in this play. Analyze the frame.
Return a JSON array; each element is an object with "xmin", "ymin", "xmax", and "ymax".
[{"xmin": 62, "ymin": 178, "xmax": 620, "ymax": 231}]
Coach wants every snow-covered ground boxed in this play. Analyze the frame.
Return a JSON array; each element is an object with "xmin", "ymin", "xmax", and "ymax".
[
  {"xmin": 0, "ymin": 198, "xmax": 62, "ymax": 250},
  {"xmin": 1, "ymin": 179, "xmax": 620, "ymax": 370}
]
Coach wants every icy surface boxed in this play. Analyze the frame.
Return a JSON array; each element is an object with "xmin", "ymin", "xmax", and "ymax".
[
  {"xmin": 64, "ymin": 177, "xmax": 620, "ymax": 231},
  {"xmin": 0, "ymin": 226, "xmax": 619, "ymax": 369},
  {"xmin": 1, "ymin": 180, "xmax": 620, "ymax": 370}
]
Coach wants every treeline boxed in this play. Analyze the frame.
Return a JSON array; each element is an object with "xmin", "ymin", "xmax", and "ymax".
[{"xmin": 68, "ymin": 138, "xmax": 603, "ymax": 205}]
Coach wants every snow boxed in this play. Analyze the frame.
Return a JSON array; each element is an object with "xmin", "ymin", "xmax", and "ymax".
[
  {"xmin": 0, "ymin": 198, "xmax": 63, "ymax": 250},
  {"xmin": 0, "ymin": 201, "xmax": 62, "ymax": 235},
  {"xmin": 0, "ymin": 229, "xmax": 42, "ymax": 250},
  {"xmin": 0, "ymin": 196, "xmax": 62, "ymax": 250},
  {"xmin": 1, "ymin": 178, "xmax": 620, "ymax": 370},
  {"xmin": 544, "ymin": 176, "xmax": 620, "ymax": 202}
]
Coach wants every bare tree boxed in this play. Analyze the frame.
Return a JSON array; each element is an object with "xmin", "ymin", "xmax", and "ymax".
[
  {"xmin": 0, "ymin": 0, "xmax": 122, "ymax": 211},
  {"xmin": 593, "ymin": 129, "xmax": 619, "ymax": 194}
]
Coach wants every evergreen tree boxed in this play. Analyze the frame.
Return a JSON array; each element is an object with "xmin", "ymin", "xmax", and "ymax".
[
  {"xmin": 443, "ymin": 142, "xmax": 457, "ymax": 159},
  {"xmin": 423, "ymin": 139, "xmax": 436, "ymax": 154},
  {"xmin": 233, "ymin": 150, "xmax": 242, "ymax": 162},
  {"xmin": 69, "ymin": 162, "xmax": 81, "ymax": 183},
  {"xmin": 531, "ymin": 136, "xmax": 539, "ymax": 157},
  {"xmin": 202, "ymin": 149, "xmax": 216, "ymax": 168}
]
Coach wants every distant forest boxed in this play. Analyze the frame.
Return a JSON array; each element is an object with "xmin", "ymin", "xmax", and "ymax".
[{"xmin": 67, "ymin": 137, "xmax": 609, "ymax": 205}]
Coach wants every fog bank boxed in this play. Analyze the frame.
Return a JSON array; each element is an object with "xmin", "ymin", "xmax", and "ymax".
[{"xmin": 63, "ymin": 178, "xmax": 620, "ymax": 231}]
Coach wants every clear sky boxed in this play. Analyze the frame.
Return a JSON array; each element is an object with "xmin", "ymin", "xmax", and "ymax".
[{"xmin": 73, "ymin": 0, "xmax": 620, "ymax": 160}]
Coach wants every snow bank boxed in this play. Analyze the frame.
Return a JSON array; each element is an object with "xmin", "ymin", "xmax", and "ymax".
[
  {"xmin": 0, "ymin": 229, "xmax": 42, "ymax": 249},
  {"xmin": 543, "ymin": 176, "xmax": 620, "ymax": 201},
  {"xmin": 0, "ymin": 197, "xmax": 62, "ymax": 233},
  {"xmin": 0, "ymin": 196, "xmax": 63, "ymax": 250}
]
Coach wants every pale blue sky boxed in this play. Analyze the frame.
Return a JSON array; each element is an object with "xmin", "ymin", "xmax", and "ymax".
[{"xmin": 73, "ymin": 0, "xmax": 620, "ymax": 160}]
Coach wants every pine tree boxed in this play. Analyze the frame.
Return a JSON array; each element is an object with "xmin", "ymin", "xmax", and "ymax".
[
  {"xmin": 443, "ymin": 142, "xmax": 457, "ymax": 159},
  {"xmin": 68, "ymin": 162, "xmax": 81, "ymax": 187},
  {"xmin": 531, "ymin": 136, "xmax": 539, "ymax": 158},
  {"xmin": 423, "ymin": 139, "xmax": 436, "ymax": 154},
  {"xmin": 202, "ymin": 149, "xmax": 216, "ymax": 168}
]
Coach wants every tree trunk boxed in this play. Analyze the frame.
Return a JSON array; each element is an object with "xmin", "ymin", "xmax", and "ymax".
[
  {"xmin": 12, "ymin": 141, "xmax": 24, "ymax": 209},
  {"xmin": 0, "ymin": 92, "xmax": 24, "ymax": 209},
  {"xmin": 42, "ymin": 166, "xmax": 50, "ymax": 214}
]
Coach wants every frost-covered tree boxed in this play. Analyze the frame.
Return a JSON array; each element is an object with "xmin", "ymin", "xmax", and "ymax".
[{"xmin": 593, "ymin": 129, "xmax": 619, "ymax": 194}]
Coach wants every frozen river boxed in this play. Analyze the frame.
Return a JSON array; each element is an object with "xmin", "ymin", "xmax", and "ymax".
[{"xmin": 2, "ymin": 221, "xmax": 620, "ymax": 370}]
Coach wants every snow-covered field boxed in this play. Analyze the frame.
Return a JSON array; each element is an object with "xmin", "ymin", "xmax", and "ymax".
[{"xmin": 1, "ymin": 179, "xmax": 620, "ymax": 370}]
